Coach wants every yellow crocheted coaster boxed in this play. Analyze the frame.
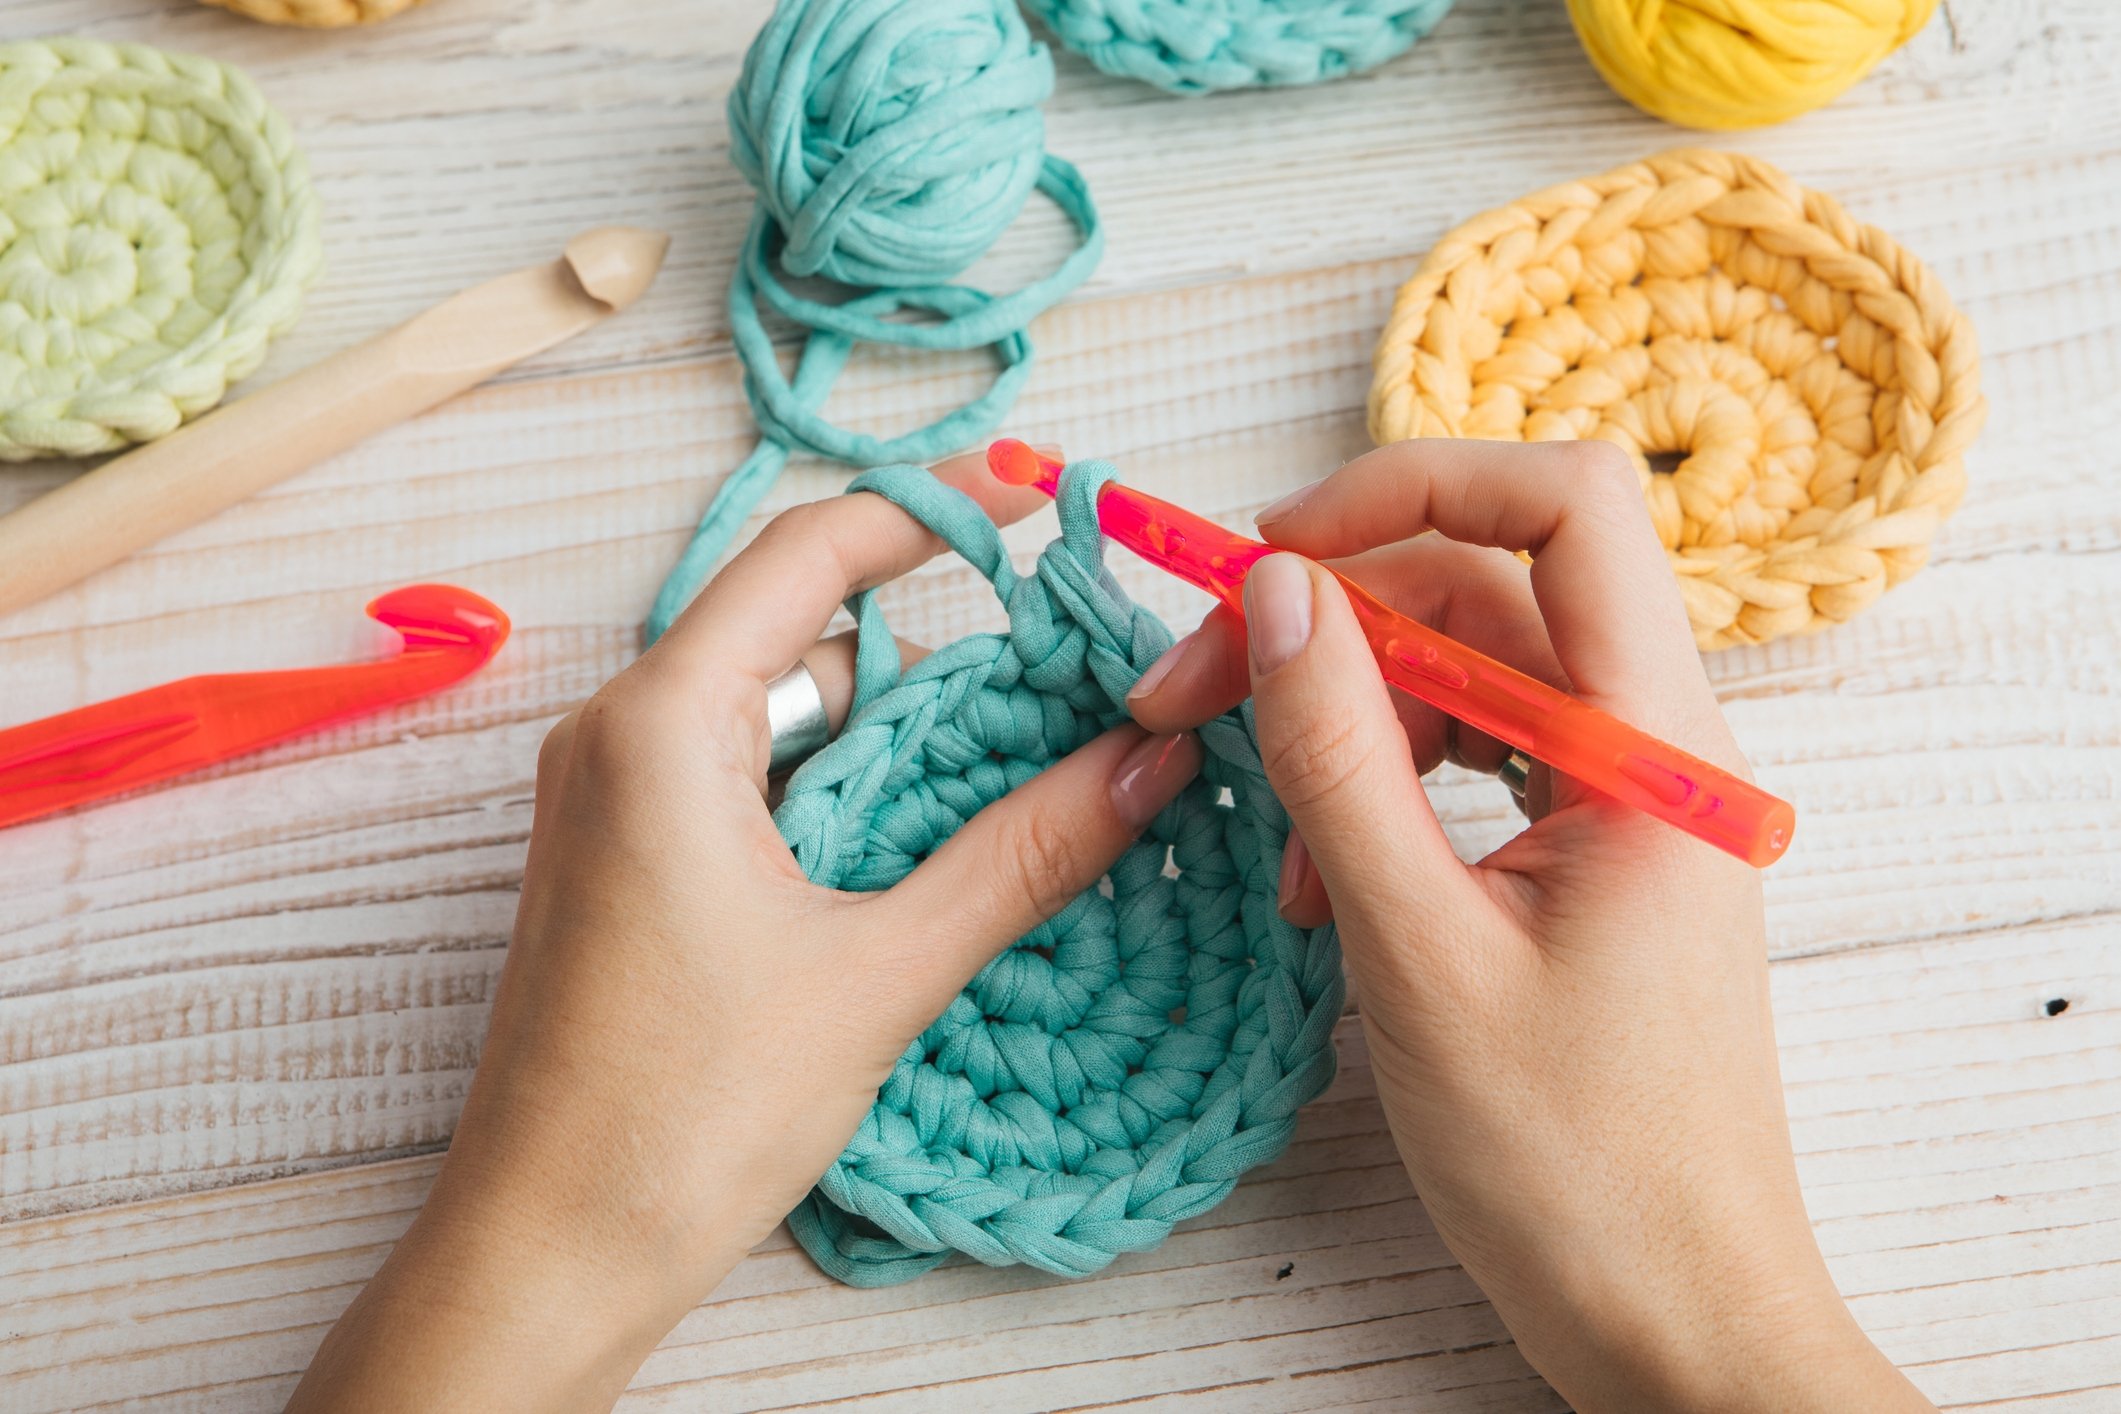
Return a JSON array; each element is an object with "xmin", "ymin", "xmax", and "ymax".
[
  {"xmin": 205, "ymin": 0, "xmax": 423, "ymax": 25},
  {"xmin": 1369, "ymin": 149, "xmax": 1985, "ymax": 650},
  {"xmin": 0, "ymin": 40, "xmax": 322, "ymax": 461}
]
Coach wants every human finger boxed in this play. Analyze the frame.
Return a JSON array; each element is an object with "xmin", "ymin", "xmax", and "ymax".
[
  {"xmin": 1131, "ymin": 536, "xmax": 1566, "ymax": 776},
  {"xmin": 758, "ymin": 632, "xmax": 928, "ymax": 810},
  {"xmin": 1241, "ymin": 552, "xmax": 1492, "ymax": 943},
  {"xmin": 865, "ymin": 726, "xmax": 1203, "ymax": 1001},
  {"xmin": 648, "ymin": 446, "xmax": 1057, "ymax": 689},
  {"xmin": 796, "ymin": 631, "xmax": 929, "ymax": 739},
  {"xmin": 623, "ymin": 447, "xmax": 1057, "ymax": 780},
  {"xmin": 1123, "ymin": 605, "xmax": 1247, "ymax": 731},
  {"xmin": 1276, "ymin": 830, "xmax": 1332, "ymax": 930},
  {"xmin": 1253, "ymin": 439, "xmax": 1715, "ymax": 736}
]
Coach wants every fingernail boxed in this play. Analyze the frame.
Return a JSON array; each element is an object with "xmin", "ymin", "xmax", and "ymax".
[
  {"xmin": 1111, "ymin": 732, "xmax": 1202, "ymax": 829},
  {"xmin": 1244, "ymin": 554, "xmax": 1313, "ymax": 676},
  {"xmin": 1256, "ymin": 479, "xmax": 1323, "ymax": 528},
  {"xmin": 1126, "ymin": 632, "xmax": 1196, "ymax": 703},
  {"xmin": 1277, "ymin": 831, "xmax": 1310, "ymax": 916}
]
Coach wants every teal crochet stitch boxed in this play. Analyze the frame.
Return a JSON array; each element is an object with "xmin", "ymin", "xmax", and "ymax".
[
  {"xmin": 773, "ymin": 460, "xmax": 1343, "ymax": 1286},
  {"xmin": 1023, "ymin": 0, "xmax": 1456, "ymax": 93},
  {"xmin": 646, "ymin": 0, "xmax": 1102, "ymax": 643}
]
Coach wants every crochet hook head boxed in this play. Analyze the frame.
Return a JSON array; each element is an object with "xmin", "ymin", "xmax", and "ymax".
[
  {"xmin": 367, "ymin": 583, "xmax": 511, "ymax": 655},
  {"xmin": 561, "ymin": 226, "xmax": 671, "ymax": 311},
  {"xmin": 988, "ymin": 436, "xmax": 1063, "ymax": 495}
]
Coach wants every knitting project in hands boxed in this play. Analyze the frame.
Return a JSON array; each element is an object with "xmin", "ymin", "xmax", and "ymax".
[
  {"xmin": 0, "ymin": 40, "xmax": 321, "ymax": 460},
  {"xmin": 775, "ymin": 461, "xmax": 1343, "ymax": 1286},
  {"xmin": 646, "ymin": 0, "xmax": 1102, "ymax": 643},
  {"xmin": 1024, "ymin": 0, "xmax": 1455, "ymax": 93}
]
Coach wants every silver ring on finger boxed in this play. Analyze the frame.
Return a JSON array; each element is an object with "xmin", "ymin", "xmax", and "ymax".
[
  {"xmin": 1497, "ymin": 747, "xmax": 1533, "ymax": 799},
  {"xmin": 766, "ymin": 661, "xmax": 832, "ymax": 774}
]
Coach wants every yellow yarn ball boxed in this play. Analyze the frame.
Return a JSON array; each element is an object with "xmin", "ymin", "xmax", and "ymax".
[{"xmin": 1565, "ymin": 0, "xmax": 1938, "ymax": 130}]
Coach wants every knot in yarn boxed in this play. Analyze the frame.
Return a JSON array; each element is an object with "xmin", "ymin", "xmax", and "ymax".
[
  {"xmin": 647, "ymin": 0, "xmax": 1103, "ymax": 643},
  {"xmin": 773, "ymin": 461, "xmax": 1343, "ymax": 1286},
  {"xmin": 1565, "ymin": 0, "xmax": 1937, "ymax": 130},
  {"xmin": 202, "ymin": 0, "xmax": 421, "ymax": 24},
  {"xmin": 0, "ymin": 40, "xmax": 322, "ymax": 460},
  {"xmin": 1368, "ymin": 149, "xmax": 1985, "ymax": 651},
  {"xmin": 1024, "ymin": 0, "xmax": 1455, "ymax": 94}
]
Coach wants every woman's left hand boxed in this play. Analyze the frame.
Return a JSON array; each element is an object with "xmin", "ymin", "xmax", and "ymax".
[{"xmin": 288, "ymin": 451, "xmax": 1204, "ymax": 1412}]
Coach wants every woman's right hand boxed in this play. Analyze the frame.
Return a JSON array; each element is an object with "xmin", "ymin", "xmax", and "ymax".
[{"xmin": 1127, "ymin": 439, "xmax": 1933, "ymax": 1413}]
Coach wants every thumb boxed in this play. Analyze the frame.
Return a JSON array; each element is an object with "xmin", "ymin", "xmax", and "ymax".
[
  {"xmin": 867, "ymin": 725, "xmax": 1203, "ymax": 1007},
  {"xmin": 1242, "ymin": 554, "xmax": 1473, "ymax": 935}
]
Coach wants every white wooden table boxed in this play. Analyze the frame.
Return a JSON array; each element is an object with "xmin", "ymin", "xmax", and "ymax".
[{"xmin": 4, "ymin": 1, "xmax": 2118, "ymax": 1408}]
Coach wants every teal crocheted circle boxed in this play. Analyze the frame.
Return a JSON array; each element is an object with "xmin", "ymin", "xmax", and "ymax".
[
  {"xmin": 645, "ymin": 0, "xmax": 1103, "ymax": 643},
  {"xmin": 0, "ymin": 39, "xmax": 321, "ymax": 460},
  {"xmin": 774, "ymin": 461, "xmax": 1344, "ymax": 1287},
  {"xmin": 1025, "ymin": 0, "xmax": 1457, "ymax": 93}
]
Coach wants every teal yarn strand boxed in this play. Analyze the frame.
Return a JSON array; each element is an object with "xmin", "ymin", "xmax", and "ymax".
[
  {"xmin": 646, "ymin": 0, "xmax": 1103, "ymax": 643},
  {"xmin": 773, "ymin": 461, "xmax": 1344, "ymax": 1286},
  {"xmin": 1024, "ymin": 0, "xmax": 1456, "ymax": 93}
]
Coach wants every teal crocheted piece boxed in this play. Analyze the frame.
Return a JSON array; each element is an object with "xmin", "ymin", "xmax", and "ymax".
[
  {"xmin": 0, "ymin": 39, "xmax": 321, "ymax": 460},
  {"xmin": 646, "ymin": 0, "xmax": 1103, "ymax": 642},
  {"xmin": 1024, "ymin": 0, "xmax": 1457, "ymax": 93},
  {"xmin": 774, "ymin": 461, "xmax": 1344, "ymax": 1286}
]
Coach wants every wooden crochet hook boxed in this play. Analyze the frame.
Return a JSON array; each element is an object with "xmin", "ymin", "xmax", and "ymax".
[{"xmin": 0, "ymin": 226, "xmax": 670, "ymax": 620}]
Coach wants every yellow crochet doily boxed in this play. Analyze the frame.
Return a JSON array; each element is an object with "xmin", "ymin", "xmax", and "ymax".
[
  {"xmin": 205, "ymin": 0, "xmax": 423, "ymax": 25},
  {"xmin": 1369, "ymin": 149, "xmax": 1985, "ymax": 650}
]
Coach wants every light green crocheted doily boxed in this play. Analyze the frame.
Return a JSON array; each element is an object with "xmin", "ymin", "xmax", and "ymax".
[{"xmin": 0, "ymin": 39, "xmax": 322, "ymax": 460}]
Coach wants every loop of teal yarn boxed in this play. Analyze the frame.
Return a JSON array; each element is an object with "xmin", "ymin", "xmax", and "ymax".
[
  {"xmin": 773, "ymin": 460, "xmax": 1344, "ymax": 1287},
  {"xmin": 647, "ymin": 0, "xmax": 1104, "ymax": 644},
  {"xmin": 1024, "ymin": 0, "xmax": 1456, "ymax": 93}
]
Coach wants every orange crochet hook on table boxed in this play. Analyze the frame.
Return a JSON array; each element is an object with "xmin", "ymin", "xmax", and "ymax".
[
  {"xmin": 988, "ymin": 440, "xmax": 1794, "ymax": 867},
  {"xmin": 0, "ymin": 585, "xmax": 509, "ymax": 830}
]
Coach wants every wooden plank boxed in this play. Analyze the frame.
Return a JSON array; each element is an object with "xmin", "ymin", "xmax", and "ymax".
[
  {"xmin": 1, "ymin": 0, "xmax": 2117, "ymax": 1404},
  {"xmin": 1, "ymin": 921, "xmax": 2115, "ymax": 1411}
]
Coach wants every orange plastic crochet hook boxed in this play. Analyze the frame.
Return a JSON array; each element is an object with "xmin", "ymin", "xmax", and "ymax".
[
  {"xmin": 0, "ymin": 584, "xmax": 509, "ymax": 830},
  {"xmin": 989, "ymin": 440, "xmax": 1794, "ymax": 867}
]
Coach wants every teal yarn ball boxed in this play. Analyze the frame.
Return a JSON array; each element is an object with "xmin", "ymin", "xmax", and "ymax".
[
  {"xmin": 774, "ymin": 461, "xmax": 1344, "ymax": 1286},
  {"xmin": 1023, "ymin": 0, "xmax": 1457, "ymax": 93},
  {"xmin": 647, "ymin": 0, "xmax": 1103, "ymax": 643},
  {"xmin": 731, "ymin": 0, "xmax": 1046, "ymax": 288}
]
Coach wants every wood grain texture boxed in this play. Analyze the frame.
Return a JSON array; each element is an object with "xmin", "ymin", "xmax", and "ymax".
[
  {"xmin": 2, "ymin": 0, "xmax": 2118, "ymax": 1406},
  {"xmin": 3, "ymin": 921, "xmax": 2116, "ymax": 1411}
]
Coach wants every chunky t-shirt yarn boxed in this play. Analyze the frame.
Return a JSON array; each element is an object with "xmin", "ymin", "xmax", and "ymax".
[
  {"xmin": 0, "ymin": 40, "xmax": 321, "ymax": 460},
  {"xmin": 1565, "ymin": 0, "xmax": 1937, "ymax": 130},
  {"xmin": 1369, "ymin": 149, "xmax": 1984, "ymax": 651},
  {"xmin": 1023, "ymin": 0, "xmax": 1456, "ymax": 94},
  {"xmin": 646, "ymin": 0, "xmax": 1103, "ymax": 643},
  {"xmin": 774, "ymin": 461, "xmax": 1344, "ymax": 1286}
]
